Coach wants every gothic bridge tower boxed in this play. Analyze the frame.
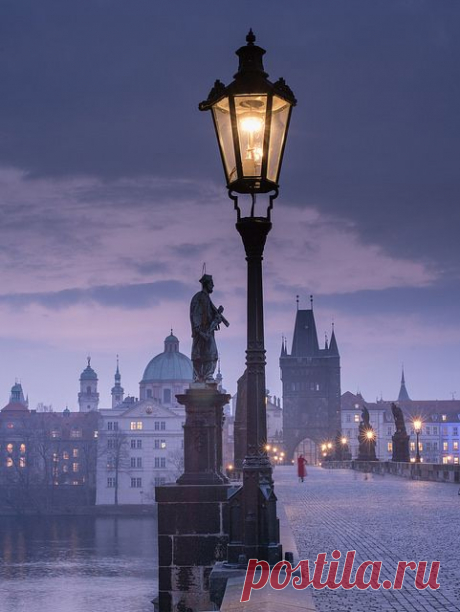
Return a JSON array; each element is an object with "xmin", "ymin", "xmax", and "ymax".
[{"xmin": 281, "ymin": 299, "xmax": 341, "ymax": 461}]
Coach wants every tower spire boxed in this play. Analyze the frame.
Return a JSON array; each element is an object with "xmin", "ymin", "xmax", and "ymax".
[{"xmin": 397, "ymin": 365, "xmax": 411, "ymax": 401}]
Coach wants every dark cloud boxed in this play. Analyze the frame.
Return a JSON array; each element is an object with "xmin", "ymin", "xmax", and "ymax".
[{"xmin": 0, "ymin": 280, "xmax": 192, "ymax": 310}]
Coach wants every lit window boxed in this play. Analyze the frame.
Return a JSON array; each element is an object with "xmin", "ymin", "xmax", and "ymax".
[
  {"xmin": 63, "ymin": 451, "xmax": 69, "ymax": 460},
  {"xmin": 454, "ymin": 441, "xmax": 459, "ymax": 451},
  {"xmin": 6, "ymin": 443, "xmax": 13, "ymax": 453},
  {"xmin": 6, "ymin": 457, "xmax": 13, "ymax": 468},
  {"xmin": 20, "ymin": 444, "xmax": 26, "ymax": 454},
  {"xmin": 410, "ymin": 442, "xmax": 415, "ymax": 451},
  {"xmin": 454, "ymin": 457, "xmax": 459, "ymax": 465},
  {"xmin": 19, "ymin": 457, "xmax": 26, "ymax": 468},
  {"xmin": 443, "ymin": 442, "xmax": 448, "ymax": 451},
  {"xmin": 442, "ymin": 456, "xmax": 448, "ymax": 464},
  {"xmin": 51, "ymin": 430, "xmax": 60, "ymax": 438},
  {"xmin": 53, "ymin": 453, "xmax": 59, "ymax": 462},
  {"xmin": 387, "ymin": 442, "xmax": 392, "ymax": 452},
  {"xmin": 73, "ymin": 448, "xmax": 79, "ymax": 458},
  {"xmin": 442, "ymin": 415, "xmax": 447, "ymax": 421},
  {"xmin": 7, "ymin": 422, "xmax": 14, "ymax": 429},
  {"xmin": 72, "ymin": 462, "xmax": 79, "ymax": 473},
  {"xmin": 130, "ymin": 421, "xmax": 143, "ymax": 430},
  {"xmin": 354, "ymin": 414, "xmax": 360, "ymax": 423},
  {"xmin": 160, "ymin": 440, "xmax": 166, "ymax": 449},
  {"xmin": 72, "ymin": 481, "xmax": 79, "ymax": 486},
  {"xmin": 94, "ymin": 431, "xmax": 98, "ymax": 438}
]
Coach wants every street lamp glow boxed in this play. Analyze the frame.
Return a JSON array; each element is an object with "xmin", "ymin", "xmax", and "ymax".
[
  {"xmin": 321, "ymin": 444, "xmax": 327, "ymax": 451},
  {"xmin": 265, "ymin": 444, "xmax": 271, "ymax": 451},
  {"xmin": 413, "ymin": 419, "xmax": 422, "ymax": 433},
  {"xmin": 341, "ymin": 437, "xmax": 347, "ymax": 445},
  {"xmin": 366, "ymin": 430, "xmax": 374, "ymax": 440}
]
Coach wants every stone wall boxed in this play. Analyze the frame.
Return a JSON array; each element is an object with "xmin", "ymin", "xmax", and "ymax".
[{"xmin": 323, "ymin": 460, "xmax": 460, "ymax": 484}]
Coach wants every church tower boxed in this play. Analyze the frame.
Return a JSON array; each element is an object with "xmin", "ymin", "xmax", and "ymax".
[
  {"xmin": 78, "ymin": 357, "xmax": 100, "ymax": 412},
  {"xmin": 111, "ymin": 356, "xmax": 124, "ymax": 408},
  {"xmin": 280, "ymin": 298, "xmax": 341, "ymax": 460},
  {"xmin": 397, "ymin": 366, "xmax": 411, "ymax": 402}
]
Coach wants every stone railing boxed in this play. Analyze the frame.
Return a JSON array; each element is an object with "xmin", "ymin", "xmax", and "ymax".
[{"xmin": 323, "ymin": 460, "xmax": 460, "ymax": 484}]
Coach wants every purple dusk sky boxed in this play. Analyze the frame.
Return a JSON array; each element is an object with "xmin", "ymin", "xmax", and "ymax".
[{"xmin": 0, "ymin": 1, "xmax": 459, "ymax": 410}]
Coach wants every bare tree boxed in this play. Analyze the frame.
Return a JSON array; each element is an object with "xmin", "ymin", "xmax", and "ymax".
[{"xmin": 100, "ymin": 430, "xmax": 130, "ymax": 505}]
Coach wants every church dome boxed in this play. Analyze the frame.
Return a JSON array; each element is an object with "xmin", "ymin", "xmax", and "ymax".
[
  {"xmin": 80, "ymin": 358, "xmax": 97, "ymax": 381},
  {"xmin": 141, "ymin": 333, "xmax": 192, "ymax": 382}
]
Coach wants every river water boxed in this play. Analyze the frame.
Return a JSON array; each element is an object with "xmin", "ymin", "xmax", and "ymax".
[{"xmin": 0, "ymin": 516, "xmax": 158, "ymax": 612}]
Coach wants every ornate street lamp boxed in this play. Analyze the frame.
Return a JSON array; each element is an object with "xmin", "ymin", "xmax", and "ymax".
[
  {"xmin": 413, "ymin": 418, "xmax": 422, "ymax": 463},
  {"xmin": 200, "ymin": 30, "xmax": 296, "ymax": 565}
]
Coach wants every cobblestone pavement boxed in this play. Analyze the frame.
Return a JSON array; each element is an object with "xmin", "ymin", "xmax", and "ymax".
[{"xmin": 274, "ymin": 465, "xmax": 460, "ymax": 612}]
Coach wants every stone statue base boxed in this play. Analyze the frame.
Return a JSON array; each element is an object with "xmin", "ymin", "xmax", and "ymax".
[
  {"xmin": 357, "ymin": 442, "xmax": 377, "ymax": 462},
  {"xmin": 392, "ymin": 432, "xmax": 410, "ymax": 462},
  {"xmin": 176, "ymin": 384, "xmax": 230, "ymax": 485}
]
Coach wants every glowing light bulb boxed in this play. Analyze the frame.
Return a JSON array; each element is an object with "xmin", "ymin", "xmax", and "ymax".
[{"xmin": 240, "ymin": 116, "xmax": 263, "ymax": 133}]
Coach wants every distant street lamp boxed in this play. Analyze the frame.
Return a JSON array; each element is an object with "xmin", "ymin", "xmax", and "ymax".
[
  {"xmin": 413, "ymin": 418, "xmax": 422, "ymax": 464},
  {"xmin": 200, "ymin": 30, "xmax": 296, "ymax": 565}
]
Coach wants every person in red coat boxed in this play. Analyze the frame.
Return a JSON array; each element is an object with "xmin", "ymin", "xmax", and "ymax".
[{"xmin": 297, "ymin": 454, "xmax": 308, "ymax": 482}]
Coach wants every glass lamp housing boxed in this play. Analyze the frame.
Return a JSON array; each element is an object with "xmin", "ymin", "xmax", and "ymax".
[{"xmin": 200, "ymin": 31, "xmax": 296, "ymax": 195}]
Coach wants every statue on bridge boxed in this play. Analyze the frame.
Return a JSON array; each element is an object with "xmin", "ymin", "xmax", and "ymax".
[
  {"xmin": 391, "ymin": 402, "xmax": 410, "ymax": 462},
  {"xmin": 357, "ymin": 405, "xmax": 377, "ymax": 462},
  {"xmin": 190, "ymin": 274, "xmax": 229, "ymax": 383}
]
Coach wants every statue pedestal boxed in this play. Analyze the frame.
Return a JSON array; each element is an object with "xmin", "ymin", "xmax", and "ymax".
[
  {"xmin": 176, "ymin": 383, "xmax": 230, "ymax": 485},
  {"xmin": 392, "ymin": 432, "xmax": 410, "ymax": 463},
  {"xmin": 155, "ymin": 384, "xmax": 232, "ymax": 611}
]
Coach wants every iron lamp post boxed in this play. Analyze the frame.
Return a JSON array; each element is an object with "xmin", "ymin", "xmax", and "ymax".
[
  {"xmin": 199, "ymin": 30, "xmax": 296, "ymax": 565},
  {"xmin": 413, "ymin": 419, "xmax": 422, "ymax": 463}
]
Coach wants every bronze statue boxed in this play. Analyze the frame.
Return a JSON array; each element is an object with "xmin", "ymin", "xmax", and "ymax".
[
  {"xmin": 357, "ymin": 404, "xmax": 377, "ymax": 461},
  {"xmin": 391, "ymin": 402, "xmax": 407, "ymax": 434},
  {"xmin": 361, "ymin": 405, "xmax": 370, "ymax": 426},
  {"xmin": 190, "ymin": 274, "xmax": 229, "ymax": 382}
]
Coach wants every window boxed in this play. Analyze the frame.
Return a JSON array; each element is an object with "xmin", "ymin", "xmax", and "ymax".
[
  {"xmin": 160, "ymin": 440, "xmax": 166, "ymax": 449},
  {"xmin": 94, "ymin": 431, "xmax": 98, "ymax": 438},
  {"xmin": 443, "ymin": 442, "xmax": 448, "ymax": 451},
  {"xmin": 155, "ymin": 477, "xmax": 166, "ymax": 486},
  {"xmin": 433, "ymin": 442, "xmax": 438, "ymax": 450},
  {"xmin": 442, "ymin": 414, "xmax": 447, "ymax": 421},
  {"xmin": 86, "ymin": 386, "xmax": 91, "ymax": 395},
  {"xmin": 131, "ymin": 439, "xmax": 136, "ymax": 449},
  {"xmin": 6, "ymin": 457, "xmax": 13, "ymax": 468},
  {"xmin": 20, "ymin": 444, "xmax": 26, "ymax": 454},
  {"xmin": 72, "ymin": 463, "xmax": 79, "ymax": 473},
  {"xmin": 147, "ymin": 389, "xmax": 152, "ymax": 398},
  {"xmin": 137, "ymin": 457, "xmax": 142, "ymax": 468},
  {"xmin": 108, "ymin": 422, "xmax": 113, "ymax": 431},
  {"xmin": 425, "ymin": 442, "xmax": 431, "ymax": 451},
  {"xmin": 53, "ymin": 452, "xmax": 59, "ymax": 462},
  {"xmin": 387, "ymin": 442, "xmax": 392, "ymax": 452},
  {"xmin": 130, "ymin": 478, "xmax": 142, "ymax": 488},
  {"xmin": 136, "ymin": 439, "xmax": 142, "ymax": 449},
  {"xmin": 426, "ymin": 427, "xmax": 431, "ymax": 435},
  {"xmin": 71, "ymin": 429, "xmax": 82, "ymax": 438},
  {"xmin": 160, "ymin": 458, "xmax": 166, "ymax": 468},
  {"xmin": 433, "ymin": 427, "xmax": 438, "ymax": 435},
  {"xmin": 443, "ymin": 427, "xmax": 448, "ymax": 435},
  {"xmin": 73, "ymin": 448, "xmax": 79, "ymax": 458},
  {"xmin": 7, "ymin": 422, "xmax": 14, "ymax": 429},
  {"xmin": 453, "ymin": 427, "xmax": 458, "ymax": 436},
  {"xmin": 155, "ymin": 422, "xmax": 160, "ymax": 431},
  {"xmin": 410, "ymin": 442, "xmax": 415, "ymax": 451},
  {"xmin": 387, "ymin": 427, "xmax": 392, "ymax": 436},
  {"xmin": 454, "ymin": 441, "xmax": 459, "ymax": 451},
  {"xmin": 154, "ymin": 457, "xmax": 160, "ymax": 468},
  {"xmin": 154, "ymin": 439, "xmax": 160, "ymax": 449},
  {"xmin": 63, "ymin": 464, "xmax": 68, "ymax": 472},
  {"xmin": 130, "ymin": 457, "xmax": 136, "ymax": 468},
  {"xmin": 130, "ymin": 421, "xmax": 143, "ymax": 431},
  {"xmin": 346, "ymin": 414, "xmax": 351, "ymax": 423},
  {"xmin": 6, "ymin": 443, "xmax": 13, "ymax": 454},
  {"xmin": 163, "ymin": 389, "xmax": 171, "ymax": 403},
  {"xmin": 161, "ymin": 421, "xmax": 166, "ymax": 431},
  {"xmin": 63, "ymin": 451, "xmax": 69, "ymax": 460},
  {"xmin": 107, "ymin": 477, "xmax": 115, "ymax": 487},
  {"xmin": 108, "ymin": 439, "xmax": 115, "ymax": 449},
  {"xmin": 442, "ymin": 456, "xmax": 448, "ymax": 464},
  {"xmin": 354, "ymin": 414, "xmax": 360, "ymax": 423},
  {"xmin": 455, "ymin": 457, "xmax": 459, "ymax": 465},
  {"xmin": 51, "ymin": 430, "xmax": 60, "ymax": 438},
  {"xmin": 114, "ymin": 422, "xmax": 119, "ymax": 431},
  {"xmin": 72, "ymin": 481, "xmax": 79, "ymax": 486}
]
